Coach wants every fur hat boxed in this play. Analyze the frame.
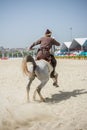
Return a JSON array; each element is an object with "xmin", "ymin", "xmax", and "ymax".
[{"xmin": 45, "ymin": 29, "xmax": 52, "ymax": 35}]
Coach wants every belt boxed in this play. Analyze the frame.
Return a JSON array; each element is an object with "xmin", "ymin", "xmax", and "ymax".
[{"xmin": 40, "ymin": 47, "xmax": 49, "ymax": 51}]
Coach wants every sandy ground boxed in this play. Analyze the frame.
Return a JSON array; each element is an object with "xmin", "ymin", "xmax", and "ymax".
[{"xmin": 0, "ymin": 58, "xmax": 87, "ymax": 130}]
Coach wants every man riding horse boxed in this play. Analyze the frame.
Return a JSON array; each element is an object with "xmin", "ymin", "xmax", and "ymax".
[{"xmin": 29, "ymin": 29, "xmax": 60, "ymax": 78}]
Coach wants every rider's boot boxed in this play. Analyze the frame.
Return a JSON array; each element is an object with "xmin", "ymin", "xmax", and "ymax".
[{"xmin": 50, "ymin": 68, "xmax": 55, "ymax": 78}]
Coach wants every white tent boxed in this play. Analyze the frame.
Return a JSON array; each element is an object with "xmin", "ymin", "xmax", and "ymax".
[
  {"xmin": 60, "ymin": 42, "xmax": 72, "ymax": 51},
  {"xmin": 83, "ymin": 40, "xmax": 87, "ymax": 51},
  {"xmin": 74, "ymin": 38, "xmax": 87, "ymax": 46},
  {"xmin": 69, "ymin": 38, "xmax": 87, "ymax": 51}
]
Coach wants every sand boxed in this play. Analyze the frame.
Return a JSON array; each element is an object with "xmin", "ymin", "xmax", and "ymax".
[{"xmin": 0, "ymin": 58, "xmax": 87, "ymax": 130}]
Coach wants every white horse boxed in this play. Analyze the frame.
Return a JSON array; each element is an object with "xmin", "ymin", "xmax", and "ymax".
[{"xmin": 22, "ymin": 55, "xmax": 59, "ymax": 102}]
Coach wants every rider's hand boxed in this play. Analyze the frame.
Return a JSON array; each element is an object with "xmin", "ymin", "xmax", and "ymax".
[{"xmin": 27, "ymin": 47, "xmax": 32, "ymax": 51}]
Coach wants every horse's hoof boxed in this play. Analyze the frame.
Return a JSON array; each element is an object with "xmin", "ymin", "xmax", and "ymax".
[
  {"xmin": 53, "ymin": 82, "xmax": 59, "ymax": 87},
  {"xmin": 55, "ymin": 84, "xmax": 59, "ymax": 87},
  {"xmin": 41, "ymin": 98, "xmax": 46, "ymax": 102}
]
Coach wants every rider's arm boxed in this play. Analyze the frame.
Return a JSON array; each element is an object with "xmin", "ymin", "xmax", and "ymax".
[
  {"xmin": 52, "ymin": 38, "xmax": 60, "ymax": 46},
  {"xmin": 29, "ymin": 39, "xmax": 41, "ymax": 50}
]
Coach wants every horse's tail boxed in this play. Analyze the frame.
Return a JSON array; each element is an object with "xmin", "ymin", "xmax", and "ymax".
[{"xmin": 22, "ymin": 55, "xmax": 37, "ymax": 77}]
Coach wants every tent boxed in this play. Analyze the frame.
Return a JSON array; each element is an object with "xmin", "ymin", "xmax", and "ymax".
[
  {"xmin": 60, "ymin": 42, "xmax": 72, "ymax": 52},
  {"xmin": 69, "ymin": 38, "xmax": 87, "ymax": 51},
  {"xmin": 83, "ymin": 40, "xmax": 87, "ymax": 51}
]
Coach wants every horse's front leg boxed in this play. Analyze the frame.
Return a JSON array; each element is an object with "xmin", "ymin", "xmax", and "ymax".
[
  {"xmin": 33, "ymin": 87, "xmax": 45, "ymax": 102},
  {"xmin": 26, "ymin": 77, "xmax": 34, "ymax": 102}
]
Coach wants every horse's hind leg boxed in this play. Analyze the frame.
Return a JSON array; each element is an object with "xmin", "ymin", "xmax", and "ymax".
[
  {"xmin": 33, "ymin": 81, "xmax": 47, "ymax": 102},
  {"xmin": 26, "ymin": 77, "xmax": 35, "ymax": 102}
]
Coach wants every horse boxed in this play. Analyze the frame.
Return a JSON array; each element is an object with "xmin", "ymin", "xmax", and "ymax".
[{"xmin": 22, "ymin": 55, "xmax": 59, "ymax": 102}]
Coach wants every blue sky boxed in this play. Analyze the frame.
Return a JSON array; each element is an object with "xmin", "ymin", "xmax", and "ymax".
[{"xmin": 0, "ymin": 0, "xmax": 87, "ymax": 48}]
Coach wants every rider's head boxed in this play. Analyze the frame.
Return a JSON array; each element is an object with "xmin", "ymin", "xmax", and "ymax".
[{"xmin": 45, "ymin": 29, "xmax": 52, "ymax": 37}]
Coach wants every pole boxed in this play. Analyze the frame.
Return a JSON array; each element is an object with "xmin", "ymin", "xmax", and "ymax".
[{"xmin": 70, "ymin": 27, "xmax": 72, "ymax": 41}]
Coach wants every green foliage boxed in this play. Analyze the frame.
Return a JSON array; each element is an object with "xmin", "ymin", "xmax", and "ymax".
[{"xmin": 55, "ymin": 55, "xmax": 87, "ymax": 60}]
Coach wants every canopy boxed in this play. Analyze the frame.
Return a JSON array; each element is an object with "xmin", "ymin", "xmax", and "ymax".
[
  {"xmin": 70, "ymin": 38, "xmax": 87, "ymax": 51},
  {"xmin": 60, "ymin": 42, "xmax": 72, "ymax": 51}
]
